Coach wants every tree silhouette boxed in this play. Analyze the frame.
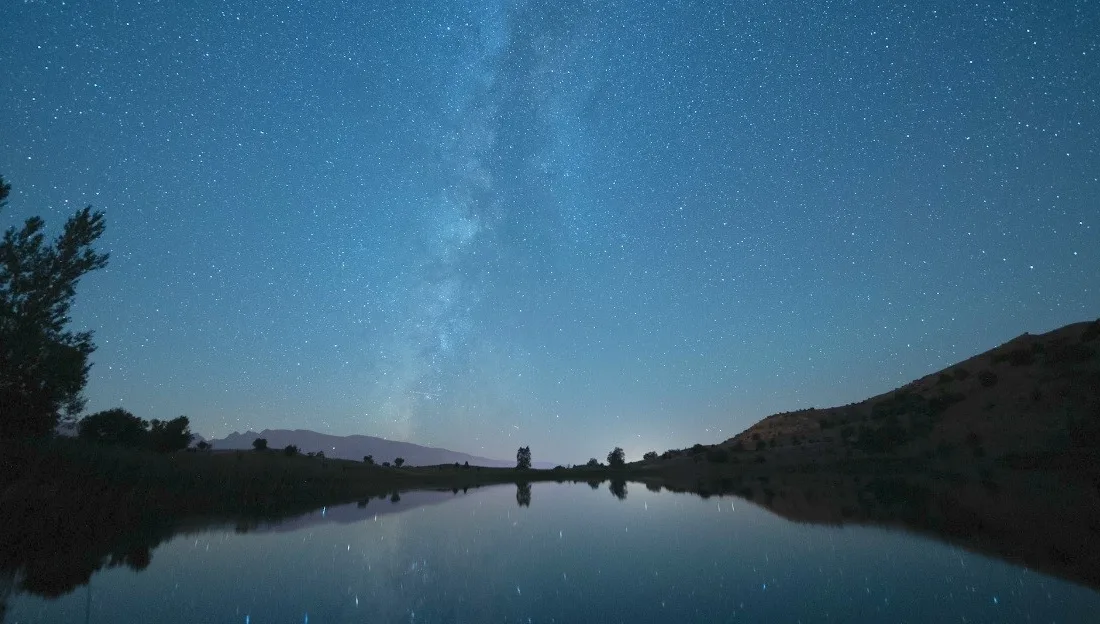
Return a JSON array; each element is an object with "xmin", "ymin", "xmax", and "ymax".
[
  {"xmin": 146, "ymin": 416, "xmax": 193, "ymax": 453},
  {"xmin": 196, "ymin": 440, "xmax": 212, "ymax": 451},
  {"xmin": 609, "ymin": 479, "xmax": 627, "ymax": 500},
  {"xmin": 283, "ymin": 444, "xmax": 299, "ymax": 456},
  {"xmin": 252, "ymin": 438, "xmax": 268, "ymax": 451},
  {"xmin": 516, "ymin": 445, "xmax": 532, "ymax": 470},
  {"xmin": 607, "ymin": 447, "xmax": 625, "ymax": 468},
  {"xmin": 515, "ymin": 482, "xmax": 532, "ymax": 507},
  {"xmin": 0, "ymin": 175, "xmax": 109, "ymax": 438},
  {"xmin": 364, "ymin": 454, "xmax": 374, "ymax": 465},
  {"xmin": 643, "ymin": 451, "xmax": 658, "ymax": 461},
  {"xmin": 77, "ymin": 408, "xmax": 147, "ymax": 447},
  {"xmin": 586, "ymin": 458, "xmax": 600, "ymax": 468},
  {"xmin": 394, "ymin": 457, "xmax": 405, "ymax": 467}
]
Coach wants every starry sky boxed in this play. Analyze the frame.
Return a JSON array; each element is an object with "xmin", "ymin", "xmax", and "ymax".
[{"xmin": 2, "ymin": 0, "xmax": 1097, "ymax": 463}]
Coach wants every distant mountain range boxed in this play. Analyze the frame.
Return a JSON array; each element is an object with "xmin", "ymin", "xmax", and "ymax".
[{"xmin": 207, "ymin": 429, "xmax": 555, "ymax": 468}]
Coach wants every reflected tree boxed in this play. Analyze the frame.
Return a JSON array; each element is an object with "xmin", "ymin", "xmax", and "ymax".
[
  {"xmin": 587, "ymin": 479, "xmax": 601, "ymax": 490},
  {"xmin": 609, "ymin": 479, "xmax": 627, "ymax": 500},
  {"xmin": 515, "ymin": 482, "xmax": 532, "ymax": 507}
]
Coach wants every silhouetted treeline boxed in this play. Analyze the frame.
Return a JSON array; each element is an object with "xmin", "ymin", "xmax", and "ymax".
[{"xmin": 77, "ymin": 408, "xmax": 193, "ymax": 453}]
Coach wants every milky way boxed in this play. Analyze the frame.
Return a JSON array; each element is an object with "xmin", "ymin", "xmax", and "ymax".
[{"xmin": 1, "ymin": 0, "xmax": 1097, "ymax": 462}]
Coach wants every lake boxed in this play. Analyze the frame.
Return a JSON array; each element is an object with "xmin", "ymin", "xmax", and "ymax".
[{"xmin": 5, "ymin": 480, "xmax": 1099, "ymax": 623}]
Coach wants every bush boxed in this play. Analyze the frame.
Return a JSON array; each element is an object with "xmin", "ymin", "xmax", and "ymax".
[
  {"xmin": 78, "ymin": 409, "xmax": 147, "ymax": 447},
  {"xmin": 978, "ymin": 370, "xmax": 998, "ymax": 387},
  {"xmin": 1082, "ymin": 320, "xmax": 1100, "ymax": 342},
  {"xmin": 252, "ymin": 438, "xmax": 268, "ymax": 451},
  {"xmin": 706, "ymin": 448, "xmax": 730, "ymax": 464},
  {"xmin": 77, "ymin": 410, "xmax": 192, "ymax": 453},
  {"xmin": 855, "ymin": 422, "xmax": 908, "ymax": 454},
  {"xmin": 284, "ymin": 445, "xmax": 299, "ymax": 456},
  {"xmin": 586, "ymin": 458, "xmax": 600, "ymax": 468},
  {"xmin": 642, "ymin": 451, "xmax": 658, "ymax": 461}
]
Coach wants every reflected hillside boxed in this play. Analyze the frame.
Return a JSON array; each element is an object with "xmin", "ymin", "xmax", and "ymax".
[
  {"xmin": 643, "ymin": 467, "xmax": 1100, "ymax": 592},
  {"xmin": 5, "ymin": 468, "xmax": 1100, "ymax": 618}
]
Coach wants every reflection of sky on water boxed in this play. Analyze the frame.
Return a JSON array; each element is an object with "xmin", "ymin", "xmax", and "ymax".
[{"xmin": 9, "ymin": 483, "xmax": 1100, "ymax": 623}]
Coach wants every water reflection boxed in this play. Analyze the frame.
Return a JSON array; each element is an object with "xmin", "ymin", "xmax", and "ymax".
[
  {"xmin": 3, "ymin": 468, "xmax": 1100, "ymax": 621},
  {"xmin": 515, "ymin": 482, "xmax": 532, "ymax": 507}
]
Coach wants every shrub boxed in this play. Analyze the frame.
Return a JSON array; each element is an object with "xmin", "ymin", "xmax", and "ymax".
[
  {"xmin": 1082, "ymin": 320, "xmax": 1100, "ymax": 342},
  {"xmin": 284, "ymin": 445, "xmax": 299, "ymax": 456},
  {"xmin": 978, "ymin": 370, "xmax": 998, "ymax": 387},
  {"xmin": 363, "ymin": 454, "xmax": 374, "ymax": 465},
  {"xmin": 252, "ymin": 438, "xmax": 268, "ymax": 451},
  {"xmin": 78, "ymin": 409, "xmax": 148, "ymax": 447},
  {"xmin": 586, "ymin": 458, "xmax": 600, "ymax": 468},
  {"xmin": 706, "ymin": 448, "xmax": 730, "ymax": 463},
  {"xmin": 642, "ymin": 451, "xmax": 658, "ymax": 461}
]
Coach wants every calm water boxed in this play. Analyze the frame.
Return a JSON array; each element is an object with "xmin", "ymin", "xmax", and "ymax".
[{"xmin": 6, "ymin": 482, "xmax": 1099, "ymax": 623}]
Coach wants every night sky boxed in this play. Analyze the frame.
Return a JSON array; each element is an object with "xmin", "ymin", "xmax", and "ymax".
[{"xmin": 2, "ymin": 1, "xmax": 1097, "ymax": 463}]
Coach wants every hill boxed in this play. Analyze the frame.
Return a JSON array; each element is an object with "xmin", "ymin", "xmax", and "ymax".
[
  {"xmin": 208, "ymin": 429, "xmax": 553, "ymax": 468},
  {"xmin": 697, "ymin": 318, "xmax": 1100, "ymax": 467}
]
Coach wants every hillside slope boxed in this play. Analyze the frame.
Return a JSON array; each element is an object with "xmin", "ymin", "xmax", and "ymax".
[{"xmin": 716, "ymin": 318, "xmax": 1100, "ymax": 465}]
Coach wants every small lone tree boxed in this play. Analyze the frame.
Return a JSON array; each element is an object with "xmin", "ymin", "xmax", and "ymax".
[
  {"xmin": 364, "ymin": 454, "xmax": 374, "ymax": 465},
  {"xmin": 283, "ymin": 444, "xmax": 299, "ymax": 456},
  {"xmin": 586, "ymin": 457, "xmax": 600, "ymax": 468},
  {"xmin": 393, "ymin": 457, "xmax": 405, "ymax": 468},
  {"xmin": 607, "ymin": 447, "xmax": 625, "ymax": 467},
  {"xmin": 196, "ymin": 440, "xmax": 212, "ymax": 451},
  {"xmin": 0, "ymin": 175, "xmax": 109, "ymax": 438},
  {"xmin": 516, "ymin": 445, "xmax": 532, "ymax": 470},
  {"xmin": 252, "ymin": 438, "xmax": 268, "ymax": 451}
]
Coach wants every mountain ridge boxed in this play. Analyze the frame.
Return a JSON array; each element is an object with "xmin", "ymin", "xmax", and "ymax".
[
  {"xmin": 705, "ymin": 318, "xmax": 1100, "ymax": 464},
  {"xmin": 208, "ymin": 428, "xmax": 556, "ymax": 468}
]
